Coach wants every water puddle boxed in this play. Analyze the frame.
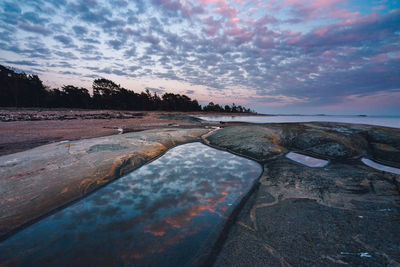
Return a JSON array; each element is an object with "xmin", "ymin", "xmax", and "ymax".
[
  {"xmin": 361, "ymin": 158, "xmax": 400, "ymax": 175},
  {"xmin": 0, "ymin": 142, "xmax": 262, "ymax": 266},
  {"xmin": 286, "ymin": 152, "xmax": 329, "ymax": 167}
]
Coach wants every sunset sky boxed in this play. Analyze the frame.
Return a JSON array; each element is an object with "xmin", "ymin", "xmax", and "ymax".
[{"xmin": 0, "ymin": 0, "xmax": 399, "ymax": 115}]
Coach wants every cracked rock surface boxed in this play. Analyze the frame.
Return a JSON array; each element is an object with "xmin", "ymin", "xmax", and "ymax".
[{"xmin": 208, "ymin": 122, "xmax": 400, "ymax": 266}]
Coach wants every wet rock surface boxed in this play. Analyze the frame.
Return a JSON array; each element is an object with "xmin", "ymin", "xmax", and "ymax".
[
  {"xmin": 209, "ymin": 123, "xmax": 400, "ymax": 266},
  {"xmin": 0, "ymin": 128, "xmax": 208, "ymax": 240}
]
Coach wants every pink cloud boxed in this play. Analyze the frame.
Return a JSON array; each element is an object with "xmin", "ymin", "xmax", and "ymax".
[
  {"xmin": 215, "ymin": 5, "xmax": 238, "ymax": 18},
  {"xmin": 370, "ymin": 53, "xmax": 388, "ymax": 64},
  {"xmin": 328, "ymin": 8, "xmax": 359, "ymax": 18},
  {"xmin": 322, "ymin": 50, "xmax": 334, "ymax": 56},
  {"xmin": 197, "ymin": 0, "xmax": 219, "ymax": 4},
  {"xmin": 339, "ymin": 12, "xmax": 379, "ymax": 26},
  {"xmin": 314, "ymin": 27, "xmax": 329, "ymax": 36},
  {"xmin": 310, "ymin": 0, "xmax": 343, "ymax": 8},
  {"xmin": 284, "ymin": 0, "xmax": 343, "ymax": 8}
]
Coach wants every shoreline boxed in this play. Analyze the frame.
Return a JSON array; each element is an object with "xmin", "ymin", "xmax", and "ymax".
[{"xmin": 0, "ymin": 109, "xmax": 262, "ymax": 156}]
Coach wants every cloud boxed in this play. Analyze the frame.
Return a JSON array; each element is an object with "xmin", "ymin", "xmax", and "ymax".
[
  {"xmin": 54, "ymin": 35, "xmax": 75, "ymax": 46},
  {"xmin": 2, "ymin": 2, "xmax": 21, "ymax": 14},
  {"xmin": 5, "ymin": 60, "xmax": 39, "ymax": 66},
  {"xmin": 18, "ymin": 22, "xmax": 51, "ymax": 35},
  {"xmin": 72, "ymin": 25, "xmax": 88, "ymax": 35},
  {"xmin": 0, "ymin": 0, "xmax": 399, "ymax": 114},
  {"xmin": 54, "ymin": 51, "xmax": 79, "ymax": 60},
  {"xmin": 21, "ymin": 12, "xmax": 49, "ymax": 24},
  {"xmin": 107, "ymin": 39, "xmax": 124, "ymax": 50}
]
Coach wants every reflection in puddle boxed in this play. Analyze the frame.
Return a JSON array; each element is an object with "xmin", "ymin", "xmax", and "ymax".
[
  {"xmin": 361, "ymin": 158, "xmax": 400, "ymax": 175},
  {"xmin": 0, "ymin": 143, "xmax": 262, "ymax": 266},
  {"xmin": 286, "ymin": 152, "xmax": 328, "ymax": 167}
]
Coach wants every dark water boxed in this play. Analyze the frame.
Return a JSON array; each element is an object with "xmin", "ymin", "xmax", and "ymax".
[{"xmin": 0, "ymin": 142, "xmax": 262, "ymax": 266}]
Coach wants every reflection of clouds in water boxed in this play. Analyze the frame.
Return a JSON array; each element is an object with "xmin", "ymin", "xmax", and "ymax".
[
  {"xmin": 0, "ymin": 142, "xmax": 262, "ymax": 267},
  {"xmin": 286, "ymin": 152, "xmax": 328, "ymax": 167}
]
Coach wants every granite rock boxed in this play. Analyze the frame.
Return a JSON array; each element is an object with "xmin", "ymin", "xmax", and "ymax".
[
  {"xmin": 210, "ymin": 123, "xmax": 400, "ymax": 266},
  {"xmin": 205, "ymin": 126, "xmax": 285, "ymax": 161}
]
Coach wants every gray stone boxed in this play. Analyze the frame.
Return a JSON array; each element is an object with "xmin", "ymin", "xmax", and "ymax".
[
  {"xmin": 206, "ymin": 126, "xmax": 285, "ymax": 161},
  {"xmin": 214, "ymin": 157, "xmax": 400, "ymax": 266},
  {"xmin": 87, "ymin": 143, "xmax": 128, "ymax": 153},
  {"xmin": 291, "ymin": 130, "xmax": 368, "ymax": 160}
]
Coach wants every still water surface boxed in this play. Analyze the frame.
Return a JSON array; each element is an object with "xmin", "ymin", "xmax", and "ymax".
[
  {"xmin": 286, "ymin": 152, "xmax": 328, "ymax": 167},
  {"xmin": 0, "ymin": 142, "xmax": 262, "ymax": 266},
  {"xmin": 361, "ymin": 158, "xmax": 400, "ymax": 175},
  {"xmin": 198, "ymin": 115, "xmax": 400, "ymax": 129}
]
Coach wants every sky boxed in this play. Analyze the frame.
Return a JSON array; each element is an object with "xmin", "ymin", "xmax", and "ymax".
[{"xmin": 0, "ymin": 0, "xmax": 399, "ymax": 115}]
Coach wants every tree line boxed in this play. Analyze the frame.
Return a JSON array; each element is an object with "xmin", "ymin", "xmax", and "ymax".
[{"xmin": 0, "ymin": 65, "xmax": 255, "ymax": 113}]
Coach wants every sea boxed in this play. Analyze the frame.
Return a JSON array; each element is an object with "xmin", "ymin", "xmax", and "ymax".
[{"xmin": 197, "ymin": 115, "xmax": 400, "ymax": 129}]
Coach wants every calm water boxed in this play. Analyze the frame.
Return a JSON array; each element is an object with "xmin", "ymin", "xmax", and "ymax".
[
  {"xmin": 0, "ymin": 143, "xmax": 262, "ymax": 267},
  {"xmin": 198, "ymin": 115, "xmax": 400, "ymax": 129},
  {"xmin": 361, "ymin": 158, "xmax": 400, "ymax": 175},
  {"xmin": 286, "ymin": 152, "xmax": 328, "ymax": 167}
]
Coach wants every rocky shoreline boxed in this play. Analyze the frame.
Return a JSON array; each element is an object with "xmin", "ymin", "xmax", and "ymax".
[
  {"xmin": 0, "ymin": 114, "xmax": 399, "ymax": 266},
  {"xmin": 0, "ymin": 110, "xmax": 146, "ymax": 122},
  {"xmin": 204, "ymin": 123, "xmax": 400, "ymax": 266}
]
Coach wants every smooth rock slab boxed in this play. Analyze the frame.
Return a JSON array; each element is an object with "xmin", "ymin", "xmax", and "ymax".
[
  {"xmin": 0, "ymin": 128, "xmax": 208, "ymax": 239},
  {"xmin": 205, "ymin": 126, "xmax": 285, "ymax": 161}
]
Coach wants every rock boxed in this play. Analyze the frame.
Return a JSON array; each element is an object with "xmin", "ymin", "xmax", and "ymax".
[
  {"xmin": 1, "ymin": 121, "xmax": 400, "ymax": 266},
  {"xmin": 215, "ymin": 159, "xmax": 400, "ymax": 266},
  {"xmin": 370, "ymin": 143, "xmax": 400, "ymax": 166},
  {"xmin": 0, "ymin": 128, "xmax": 209, "ymax": 240},
  {"xmin": 208, "ymin": 123, "xmax": 400, "ymax": 266},
  {"xmin": 205, "ymin": 126, "xmax": 285, "ymax": 161},
  {"xmin": 290, "ymin": 129, "xmax": 369, "ymax": 160},
  {"xmin": 366, "ymin": 127, "xmax": 400, "ymax": 165}
]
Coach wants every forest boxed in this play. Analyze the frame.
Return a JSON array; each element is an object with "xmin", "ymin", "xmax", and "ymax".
[{"xmin": 0, "ymin": 65, "xmax": 254, "ymax": 113}]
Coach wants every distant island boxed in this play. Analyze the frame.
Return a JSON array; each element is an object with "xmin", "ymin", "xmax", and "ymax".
[{"xmin": 0, "ymin": 65, "xmax": 255, "ymax": 114}]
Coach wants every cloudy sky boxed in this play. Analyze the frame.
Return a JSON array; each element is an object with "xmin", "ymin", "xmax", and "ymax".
[{"xmin": 0, "ymin": 0, "xmax": 399, "ymax": 115}]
